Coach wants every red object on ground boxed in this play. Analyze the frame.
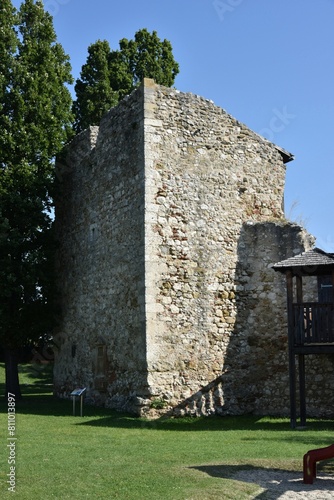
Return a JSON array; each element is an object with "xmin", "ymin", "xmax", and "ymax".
[{"xmin": 303, "ymin": 444, "xmax": 334, "ymax": 484}]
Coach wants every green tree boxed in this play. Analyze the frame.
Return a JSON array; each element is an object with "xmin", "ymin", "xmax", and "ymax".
[
  {"xmin": 0, "ymin": 0, "xmax": 73, "ymax": 398},
  {"xmin": 73, "ymin": 28, "xmax": 180, "ymax": 133},
  {"xmin": 0, "ymin": 0, "xmax": 17, "ymax": 163},
  {"xmin": 72, "ymin": 40, "xmax": 118, "ymax": 133},
  {"xmin": 119, "ymin": 28, "xmax": 179, "ymax": 88}
]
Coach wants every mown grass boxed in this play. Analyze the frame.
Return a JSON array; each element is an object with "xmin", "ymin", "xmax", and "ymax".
[{"xmin": 0, "ymin": 363, "xmax": 334, "ymax": 499}]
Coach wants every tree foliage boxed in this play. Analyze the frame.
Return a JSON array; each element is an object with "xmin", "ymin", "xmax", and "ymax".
[
  {"xmin": 0, "ymin": 0, "xmax": 73, "ymax": 395},
  {"xmin": 73, "ymin": 28, "xmax": 180, "ymax": 133},
  {"xmin": 72, "ymin": 40, "xmax": 118, "ymax": 133}
]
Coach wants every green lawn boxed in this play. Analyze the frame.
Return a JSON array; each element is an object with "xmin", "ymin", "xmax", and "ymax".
[{"xmin": 0, "ymin": 363, "xmax": 334, "ymax": 499}]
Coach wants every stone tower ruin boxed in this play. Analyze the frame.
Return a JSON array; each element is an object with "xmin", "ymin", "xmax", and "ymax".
[{"xmin": 54, "ymin": 79, "xmax": 318, "ymax": 417}]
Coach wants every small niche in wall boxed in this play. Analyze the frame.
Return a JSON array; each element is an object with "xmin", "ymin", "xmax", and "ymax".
[
  {"xmin": 94, "ymin": 340, "xmax": 108, "ymax": 392},
  {"xmin": 89, "ymin": 223, "xmax": 98, "ymax": 243},
  {"xmin": 96, "ymin": 345, "xmax": 107, "ymax": 373}
]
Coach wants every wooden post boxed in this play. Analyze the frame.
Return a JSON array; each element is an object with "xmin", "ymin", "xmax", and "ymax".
[
  {"xmin": 296, "ymin": 275, "xmax": 303, "ymax": 303},
  {"xmin": 286, "ymin": 271, "xmax": 296, "ymax": 428},
  {"xmin": 80, "ymin": 394, "xmax": 84, "ymax": 417},
  {"xmin": 299, "ymin": 354, "xmax": 306, "ymax": 427},
  {"xmin": 295, "ymin": 274, "xmax": 306, "ymax": 426},
  {"xmin": 331, "ymin": 270, "xmax": 334, "ymax": 340}
]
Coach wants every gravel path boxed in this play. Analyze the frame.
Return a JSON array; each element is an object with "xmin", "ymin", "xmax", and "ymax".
[{"xmin": 233, "ymin": 469, "xmax": 334, "ymax": 499}]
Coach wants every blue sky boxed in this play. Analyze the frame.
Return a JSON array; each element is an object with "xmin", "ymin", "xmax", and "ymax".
[{"xmin": 12, "ymin": 0, "xmax": 334, "ymax": 250}]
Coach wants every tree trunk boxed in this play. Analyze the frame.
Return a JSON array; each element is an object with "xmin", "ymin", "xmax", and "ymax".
[{"xmin": 5, "ymin": 348, "xmax": 22, "ymax": 400}]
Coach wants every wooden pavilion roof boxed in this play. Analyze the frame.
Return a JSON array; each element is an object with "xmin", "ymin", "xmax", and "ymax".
[{"xmin": 272, "ymin": 247, "xmax": 334, "ymax": 275}]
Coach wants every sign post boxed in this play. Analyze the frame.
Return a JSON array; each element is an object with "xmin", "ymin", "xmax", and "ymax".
[{"xmin": 70, "ymin": 388, "xmax": 87, "ymax": 416}]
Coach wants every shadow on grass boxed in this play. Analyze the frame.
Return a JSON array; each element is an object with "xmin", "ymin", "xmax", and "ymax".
[
  {"xmin": 0, "ymin": 362, "xmax": 54, "ymax": 398},
  {"xmin": 190, "ymin": 463, "xmax": 334, "ymax": 498},
  {"xmin": 1, "ymin": 372, "xmax": 334, "ymax": 440},
  {"xmin": 75, "ymin": 413, "xmax": 334, "ymax": 439},
  {"xmin": 0, "ymin": 393, "xmax": 117, "ymax": 417},
  {"xmin": 0, "ymin": 361, "xmax": 60, "ymax": 414},
  {"xmin": 0, "ymin": 395, "xmax": 67, "ymax": 416}
]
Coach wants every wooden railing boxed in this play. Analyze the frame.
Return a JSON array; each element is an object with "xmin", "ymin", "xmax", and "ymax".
[{"xmin": 293, "ymin": 302, "xmax": 334, "ymax": 345}]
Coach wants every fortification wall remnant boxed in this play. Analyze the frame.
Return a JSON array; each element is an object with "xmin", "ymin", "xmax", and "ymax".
[{"xmin": 54, "ymin": 79, "xmax": 333, "ymax": 418}]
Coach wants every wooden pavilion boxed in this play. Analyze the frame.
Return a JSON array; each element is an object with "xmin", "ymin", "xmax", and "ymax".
[{"xmin": 273, "ymin": 248, "xmax": 334, "ymax": 428}]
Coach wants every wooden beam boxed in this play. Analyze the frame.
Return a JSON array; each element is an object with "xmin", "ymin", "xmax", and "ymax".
[
  {"xmin": 296, "ymin": 275, "xmax": 303, "ymax": 303},
  {"xmin": 294, "ymin": 344, "xmax": 334, "ymax": 354},
  {"xmin": 286, "ymin": 271, "xmax": 296, "ymax": 428},
  {"xmin": 287, "ymin": 270, "xmax": 294, "ymax": 307},
  {"xmin": 299, "ymin": 354, "xmax": 306, "ymax": 427}
]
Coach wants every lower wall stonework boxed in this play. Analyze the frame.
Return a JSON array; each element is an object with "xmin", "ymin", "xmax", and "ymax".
[
  {"xmin": 54, "ymin": 220, "xmax": 334, "ymax": 419},
  {"xmin": 141, "ymin": 221, "xmax": 312, "ymax": 418}
]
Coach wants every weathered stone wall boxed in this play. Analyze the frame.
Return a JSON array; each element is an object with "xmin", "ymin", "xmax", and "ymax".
[
  {"xmin": 141, "ymin": 82, "xmax": 312, "ymax": 416},
  {"xmin": 54, "ymin": 79, "xmax": 333, "ymax": 418},
  {"xmin": 232, "ymin": 222, "xmax": 312, "ymax": 416},
  {"xmin": 54, "ymin": 87, "xmax": 148, "ymax": 409}
]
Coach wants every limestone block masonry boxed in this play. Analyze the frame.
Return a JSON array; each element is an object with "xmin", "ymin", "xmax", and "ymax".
[{"xmin": 54, "ymin": 79, "xmax": 332, "ymax": 418}]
